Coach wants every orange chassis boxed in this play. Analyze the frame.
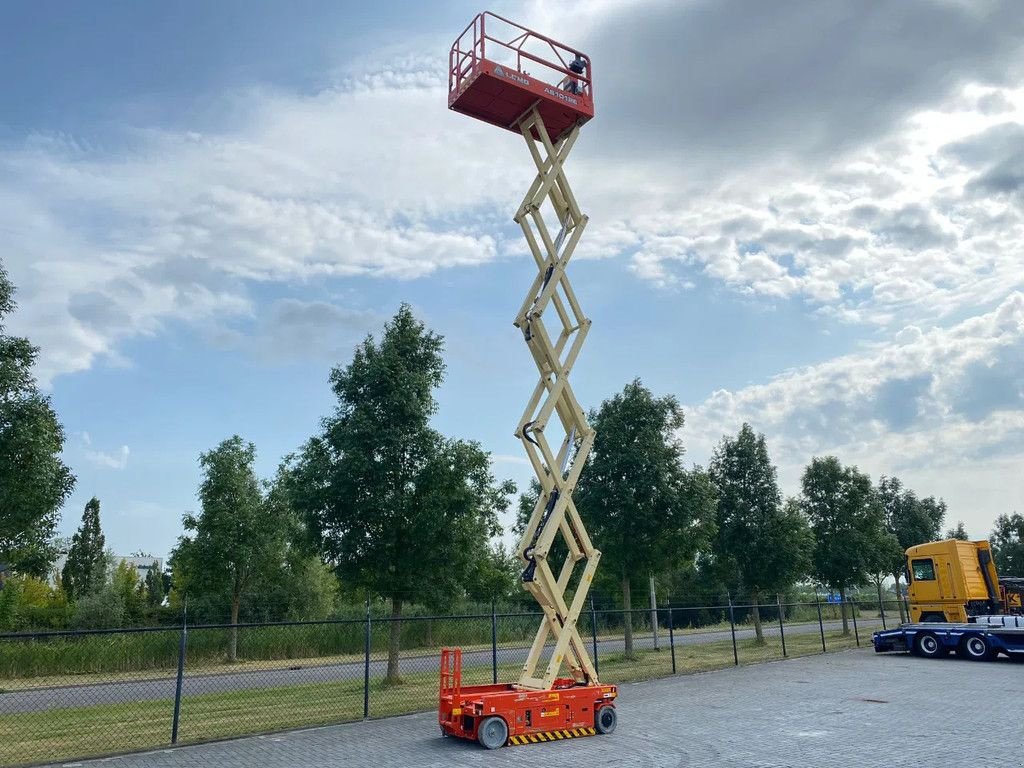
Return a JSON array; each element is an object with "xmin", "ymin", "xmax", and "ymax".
[{"xmin": 439, "ymin": 648, "xmax": 618, "ymax": 749}]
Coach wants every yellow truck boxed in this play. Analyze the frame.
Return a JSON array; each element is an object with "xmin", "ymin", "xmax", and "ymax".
[{"xmin": 905, "ymin": 539, "xmax": 1022, "ymax": 623}]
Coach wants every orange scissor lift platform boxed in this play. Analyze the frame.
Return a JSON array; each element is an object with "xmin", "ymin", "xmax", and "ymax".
[
  {"xmin": 440, "ymin": 13, "xmax": 616, "ymax": 750},
  {"xmin": 440, "ymin": 649, "xmax": 617, "ymax": 748},
  {"xmin": 448, "ymin": 11, "xmax": 594, "ymax": 143}
]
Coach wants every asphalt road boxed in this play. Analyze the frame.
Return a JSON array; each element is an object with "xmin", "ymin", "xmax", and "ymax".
[
  {"xmin": 0, "ymin": 617, "xmax": 884, "ymax": 715},
  {"xmin": 43, "ymin": 648, "xmax": 1023, "ymax": 768}
]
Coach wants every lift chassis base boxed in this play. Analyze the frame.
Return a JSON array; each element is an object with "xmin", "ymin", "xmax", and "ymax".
[{"xmin": 439, "ymin": 649, "xmax": 617, "ymax": 749}]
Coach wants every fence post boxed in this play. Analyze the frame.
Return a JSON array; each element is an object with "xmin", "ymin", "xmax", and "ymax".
[
  {"xmin": 363, "ymin": 597, "xmax": 371, "ymax": 719},
  {"xmin": 668, "ymin": 607, "xmax": 676, "ymax": 674},
  {"xmin": 814, "ymin": 590, "xmax": 826, "ymax": 653},
  {"xmin": 877, "ymin": 582, "xmax": 887, "ymax": 630},
  {"xmin": 649, "ymin": 573, "xmax": 659, "ymax": 651},
  {"xmin": 849, "ymin": 595, "xmax": 859, "ymax": 646},
  {"xmin": 776, "ymin": 594, "xmax": 787, "ymax": 658},
  {"xmin": 727, "ymin": 594, "xmax": 739, "ymax": 666},
  {"xmin": 491, "ymin": 600, "xmax": 498, "ymax": 685},
  {"xmin": 170, "ymin": 599, "xmax": 187, "ymax": 744},
  {"xmin": 590, "ymin": 596, "xmax": 600, "ymax": 679}
]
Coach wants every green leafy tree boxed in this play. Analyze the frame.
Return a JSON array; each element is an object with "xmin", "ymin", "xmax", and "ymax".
[
  {"xmin": 0, "ymin": 264, "xmax": 75, "ymax": 576},
  {"xmin": 171, "ymin": 436, "xmax": 291, "ymax": 660},
  {"xmin": 0, "ymin": 574, "xmax": 70, "ymax": 630},
  {"xmin": 70, "ymin": 587, "xmax": 125, "ymax": 629},
  {"xmin": 287, "ymin": 305, "xmax": 514, "ymax": 682},
  {"xmin": 274, "ymin": 555, "xmax": 340, "ymax": 621},
  {"xmin": 575, "ymin": 379, "xmax": 716, "ymax": 657},
  {"xmin": 798, "ymin": 456, "xmax": 886, "ymax": 634},
  {"xmin": 877, "ymin": 476, "xmax": 945, "ymax": 621},
  {"xmin": 708, "ymin": 424, "xmax": 812, "ymax": 642},
  {"xmin": 144, "ymin": 562, "xmax": 166, "ymax": 607},
  {"xmin": 111, "ymin": 560, "xmax": 145, "ymax": 625},
  {"xmin": 991, "ymin": 513, "xmax": 1024, "ymax": 576},
  {"xmin": 62, "ymin": 497, "xmax": 107, "ymax": 600},
  {"xmin": 465, "ymin": 543, "xmax": 521, "ymax": 604},
  {"xmin": 945, "ymin": 520, "xmax": 969, "ymax": 541}
]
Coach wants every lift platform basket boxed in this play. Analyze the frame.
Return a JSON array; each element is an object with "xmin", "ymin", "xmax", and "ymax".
[{"xmin": 448, "ymin": 12, "xmax": 594, "ymax": 142}]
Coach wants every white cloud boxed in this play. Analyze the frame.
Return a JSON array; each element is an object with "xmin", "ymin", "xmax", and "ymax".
[
  {"xmin": 80, "ymin": 433, "xmax": 131, "ymax": 470},
  {"xmin": 6, "ymin": 3, "xmax": 1024, "ymax": 385},
  {"xmin": 684, "ymin": 293, "xmax": 1024, "ymax": 532},
  {"xmin": 1, "ymin": 57, "xmax": 514, "ymax": 385},
  {"xmin": 208, "ymin": 297, "xmax": 382, "ymax": 364},
  {"xmin": 571, "ymin": 84, "xmax": 1024, "ymax": 329}
]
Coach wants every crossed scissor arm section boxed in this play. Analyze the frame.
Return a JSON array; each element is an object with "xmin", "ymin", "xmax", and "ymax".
[{"xmin": 512, "ymin": 108, "xmax": 601, "ymax": 691}]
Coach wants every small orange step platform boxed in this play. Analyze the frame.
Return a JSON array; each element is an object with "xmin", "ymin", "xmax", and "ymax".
[
  {"xmin": 448, "ymin": 12, "xmax": 594, "ymax": 143},
  {"xmin": 439, "ymin": 648, "xmax": 617, "ymax": 749}
]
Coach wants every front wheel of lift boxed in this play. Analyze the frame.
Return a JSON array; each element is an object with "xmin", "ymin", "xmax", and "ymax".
[
  {"xmin": 477, "ymin": 716, "xmax": 508, "ymax": 749},
  {"xmin": 596, "ymin": 705, "xmax": 617, "ymax": 734}
]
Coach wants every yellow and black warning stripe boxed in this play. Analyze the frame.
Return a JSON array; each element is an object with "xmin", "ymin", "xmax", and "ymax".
[{"xmin": 508, "ymin": 727, "xmax": 598, "ymax": 746}]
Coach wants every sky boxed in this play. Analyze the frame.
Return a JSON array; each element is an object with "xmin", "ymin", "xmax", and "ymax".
[{"xmin": 2, "ymin": 0, "xmax": 1023, "ymax": 561}]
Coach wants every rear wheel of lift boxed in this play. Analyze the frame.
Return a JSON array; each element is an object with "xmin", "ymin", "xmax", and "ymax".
[
  {"xmin": 960, "ymin": 634, "xmax": 995, "ymax": 661},
  {"xmin": 596, "ymin": 706, "xmax": 617, "ymax": 734},
  {"xmin": 914, "ymin": 632, "xmax": 943, "ymax": 659},
  {"xmin": 477, "ymin": 716, "xmax": 508, "ymax": 749}
]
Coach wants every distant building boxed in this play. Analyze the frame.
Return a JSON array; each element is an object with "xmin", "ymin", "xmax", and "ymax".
[{"xmin": 49, "ymin": 554, "xmax": 163, "ymax": 586}]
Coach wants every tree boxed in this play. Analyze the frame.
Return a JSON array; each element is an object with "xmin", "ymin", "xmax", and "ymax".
[
  {"xmin": 465, "ymin": 543, "xmax": 520, "ymax": 604},
  {"xmin": 708, "ymin": 424, "xmax": 812, "ymax": 643},
  {"xmin": 991, "ymin": 513, "xmax": 1024, "ymax": 576},
  {"xmin": 287, "ymin": 305, "xmax": 514, "ymax": 682},
  {"xmin": 798, "ymin": 457, "xmax": 886, "ymax": 634},
  {"xmin": 272, "ymin": 554, "xmax": 339, "ymax": 621},
  {"xmin": 0, "ymin": 573, "xmax": 70, "ymax": 631},
  {"xmin": 0, "ymin": 263, "xmax": 75, "ymax": 576},
  {"xmin": 111, "ymin": 559, "xmax": 145, "ymax": 625},
  {"xmin": 945, "ymin": 521, "xmax": 969, "ymax": 541},
  {"xmin": 171, "ymin": 436, "xmax": 291, "ymax": 661},
  {"xmin": 62, "ymin": 497, "xmax": 107, "ymax": 600},
  {"xmin": 143, "ymin": 563, "xmax": 166, "ymax": 607},
  {"xmin": 877, "ymin": 476, "xmax": 945, "ymax": 621},
  {"xmin": 575, "ymin": 379, "xmax": 716, "ymax": 657}
]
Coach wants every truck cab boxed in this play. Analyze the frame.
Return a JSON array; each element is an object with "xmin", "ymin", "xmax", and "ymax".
[{"xmin": 906, "ymin": 539, "xmax": 1002, "ymax": 623}]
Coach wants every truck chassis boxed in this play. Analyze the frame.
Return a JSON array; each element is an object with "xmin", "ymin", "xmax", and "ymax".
[{"xmin": 874, "ymin": 619, "xmax": 1024, "ymax": 661}]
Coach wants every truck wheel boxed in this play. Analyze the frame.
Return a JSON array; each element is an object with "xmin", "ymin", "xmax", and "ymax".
[
  {"xmin": 477, "ymin": 716, "xmax": 508, "ymax": 749},
  {"xmin": 596, "ymin": 705, "xmax": 617, "ymax": 734},
  {"xmin": 914, "ymin": 632, "xmax": 944, "ymax": 659},
  {"xmin": 959, "ymin": 634, "xmax": 996, "ymax": 661}
]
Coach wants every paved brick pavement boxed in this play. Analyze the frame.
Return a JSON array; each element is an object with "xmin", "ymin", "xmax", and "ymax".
[{"xmin": 49, "ymin": 650, "xmax": 1023, "ymax": 768}]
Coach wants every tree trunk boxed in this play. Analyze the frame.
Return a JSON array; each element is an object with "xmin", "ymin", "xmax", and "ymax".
[
  {"xmin": 385, "ymin": 596, "xmax": 403, "ymax": 684},
  {"xmin": 893, "ymin": 573, "xmax": 907, "ymax": 623},
  {"xmin": 622, "ymin": 573, "xmax": 634, "ymax": 659},
  {"xmin": 839, "ymin": 587, "xmax": 849, "ymax": 635},
  {"xmin": 751, "ymin": 591, "xmax": 764, "ymax": 644},
  {"xmin": 229, "ymin": 594, "xmax": 240, "ymax": 662}
]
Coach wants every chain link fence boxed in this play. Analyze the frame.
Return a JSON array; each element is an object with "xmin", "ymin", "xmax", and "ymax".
[{"xmin": 0, "ymin": 595, "xmax": 906, "ymax": 767}]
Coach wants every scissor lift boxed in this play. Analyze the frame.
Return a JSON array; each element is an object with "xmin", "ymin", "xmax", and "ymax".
[{"xmin": 439, "ymin": 12, "xmax": 617, "ymax": 750}]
